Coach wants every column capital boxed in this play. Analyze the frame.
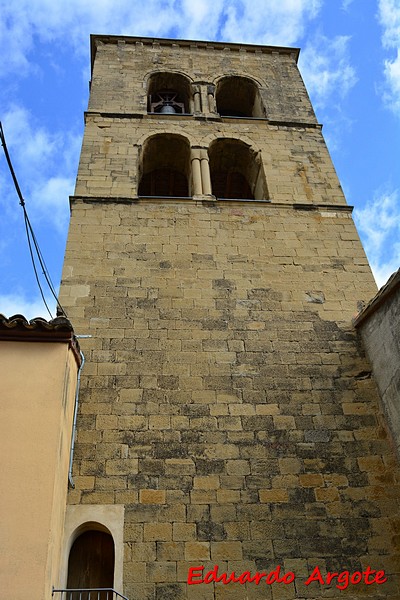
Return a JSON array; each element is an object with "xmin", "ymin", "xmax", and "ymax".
[{"xmin": 191, "ymin": 147, "xmax": 202, "ymax": 160}]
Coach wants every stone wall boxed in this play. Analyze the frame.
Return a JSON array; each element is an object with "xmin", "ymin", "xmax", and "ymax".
[
  {"xmin": 355, "ymin": 270, "xmax": 400, "ymax": 458},
  {"xmin": 88, "ymin": 37, "xmax": 316, "ymax": 124},
  {"xmin": 59, "ymin": 36, "xmax": 400, "ymax": 600},
  {"xmin": 74, "ymin": 114, "xmax": 346, "ymax": 206}
]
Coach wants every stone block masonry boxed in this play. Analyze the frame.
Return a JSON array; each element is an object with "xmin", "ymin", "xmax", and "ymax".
[
  {"xmin": 59, "ymin": 35, "xmax": 400, "ymax": 600},
  {"xmin": 61, "ymin": 199, "xmax": 400, "ymax": 599}
]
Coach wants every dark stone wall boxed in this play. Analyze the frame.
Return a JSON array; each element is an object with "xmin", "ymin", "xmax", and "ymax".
[{"xmin": 356, "ymin": 271, "xmax": 400, "ymax": 459}]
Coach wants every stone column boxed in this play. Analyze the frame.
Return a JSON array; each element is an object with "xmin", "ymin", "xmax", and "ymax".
[
  {"xmin": 200, "ymin": 86, "xmax": 210, "ymax": 116},
  {"xmin": 191, "ymin": 148, "xmax": 203, "ymax": 195},
  {"xmin": 192, "ymin": 84, "xmax": 202, "ymax": 113},
  {"xmin": 200, "ymin": 149, "xmax": 212, "ymax": 195},
  {"xmin": 207, "ymin": 84, "xmax": 216, "ymax": 114}
]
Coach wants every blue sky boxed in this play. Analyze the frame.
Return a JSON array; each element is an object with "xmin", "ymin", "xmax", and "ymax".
[{"xmin": 0, "ymin": 0, "xmax": 399, "ymax": 319}]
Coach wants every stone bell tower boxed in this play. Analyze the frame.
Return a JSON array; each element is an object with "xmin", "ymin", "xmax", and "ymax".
[{"xmin": 58, "ymin": 35, "xmax": 400, "ymax": 600}]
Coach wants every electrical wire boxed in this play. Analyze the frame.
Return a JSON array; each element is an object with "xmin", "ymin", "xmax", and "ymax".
[
  {"xmin": 23, "ymin": 211, "xmax": 54, "ymax": 319},
  {"xmin": 0, "ymin": 121, "xmax": 67, "ymax": 319}
]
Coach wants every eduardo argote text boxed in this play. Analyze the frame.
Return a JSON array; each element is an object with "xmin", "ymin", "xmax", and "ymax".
[{"xmin": 187, "ymin": 564, "xmax": 387, "ymax": 591}]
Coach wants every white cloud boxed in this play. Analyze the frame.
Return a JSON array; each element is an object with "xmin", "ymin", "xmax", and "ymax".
[
  {"xmin": 379, "ymin": 0, "xmax": 400, "ymax": 48},
  {"xmin": 1, "ymin": 105, "xmax": 78, "ymax": 229},
  {"xmin": 0, "ymin": 5, "xmax": 32, "ymax": 76},
  {"xmin": 31, "ymin": 176, "xmax": 73, "ymax": 232},
  {"xmin": 378, "ymin": 0, "xmax": 400, "ymax": 115},
  {"xmin": 299, "ymin": 34, "xmax": 357, "ymax": 112},
  {"xmin": 0, "ymin": 0, "xmax": 322, "ymax": 78},
  {"xmin": 382, "ymin": 49, "xmax": 400, "ymax": 113},
  {"xmin": 341, "ymin": 0, "xmax": 354, "ymax": 10},
  {"xmin": 0, "ymin": 0, "xmax": 175, "ymax": 75},
  {"xmin": 179, "ymin": 0, "xmax": 226, "ymax": 40},
  {"xmin": 354, "ymin": 188, "xmax": 400, "ymax": 288},
  {"xmin": 372, "ymin": 252, "xmax": 400, "ymax": 288},
  {"xmin": 220, "ymin": 0, "xmax": 322, "ymax": 46},
  {"xmin": 0, "ymin": 293, "xmax": 56, "ymax": 320},
  {"xmin": 2, "ymin": 105, "xmax": 60, "ymax": 170}
]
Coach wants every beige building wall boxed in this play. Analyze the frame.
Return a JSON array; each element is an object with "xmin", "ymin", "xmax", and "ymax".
[{"xmin": 0, "ymin": 335, "xmax": 79, "ymax": 600}]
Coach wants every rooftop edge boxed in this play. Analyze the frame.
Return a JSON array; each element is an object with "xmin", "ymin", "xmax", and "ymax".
[{"xmin": 90, "ymin": 34, "xmax": 300, "ymax": 75}]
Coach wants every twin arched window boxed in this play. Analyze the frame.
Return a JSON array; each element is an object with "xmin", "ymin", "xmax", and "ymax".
[
  {"xmin": 142, "ymin": 74, "xmax": 267, "ymax": 199},
  {"xmin": 138, "ymin": 135, "xmax": 267, "ymax": 200},
  {"xmin": 147, "ymin": 73, "xmax": 265, "ymax": 118}
]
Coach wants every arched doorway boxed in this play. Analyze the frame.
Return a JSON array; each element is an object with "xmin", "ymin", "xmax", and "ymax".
[{"xmin": 67, "ymin": 529, "xmax": 115, "ymax": 599}]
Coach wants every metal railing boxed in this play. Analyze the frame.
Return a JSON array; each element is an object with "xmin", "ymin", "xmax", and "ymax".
[{"xmin": 52, "ymin": 589, "xmax": 129, "ymax": 600}]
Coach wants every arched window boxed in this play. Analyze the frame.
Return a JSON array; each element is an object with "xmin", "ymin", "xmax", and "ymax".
[
  {"xmin": 138, "ymin": 134, "xmax": 191, "ymax": 197},
  {"xmin": 67, "ymin": 527, "xmax": 114, "ymax": 599},
  {"xmin": 215, "ymin": 76, "xmax": 264, "ymax": 118},
  {"xmin": 147, "ymin": 72, "xmax": 192, "ymax": 114},
  {"xmin": 209, "ymin": 138, "xmax": 268, "ymax": 200}
]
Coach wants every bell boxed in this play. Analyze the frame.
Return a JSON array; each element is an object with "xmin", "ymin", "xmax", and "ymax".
[{"xmin": 160, "ymin": 103, "xmax": 176, "ymax": 114}]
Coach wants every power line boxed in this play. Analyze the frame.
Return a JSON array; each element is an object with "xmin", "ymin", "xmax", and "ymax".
[{"xmin": 0, "ymin": 121, "xmax": 67, "ymax": 319}]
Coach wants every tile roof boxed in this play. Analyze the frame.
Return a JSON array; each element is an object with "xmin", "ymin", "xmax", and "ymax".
[
  {"xmin": 0, "ymin": 313, "xmax": 81, "ymax": 365},
  {"xmin": 0, "ymin": 313, "xmax": 74, "ymax": 332}
]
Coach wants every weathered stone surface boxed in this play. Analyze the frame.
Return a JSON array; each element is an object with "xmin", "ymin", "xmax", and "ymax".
[
  {"xmin": 355, "ymin": 270, "xmax": 400, "ymax": 458},
  {"xmin": 60, "ymin": 35, "xmax": 400, "ymax": 599}
]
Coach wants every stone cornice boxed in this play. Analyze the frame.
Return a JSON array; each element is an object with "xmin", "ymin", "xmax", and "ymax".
[
  {"xmin": 83, "ymin": 111, "xmax": 321, "ymax": 130},
  {"xmin": 69, "ymin": 195, "xmax": 352, "ymax": 213},
  {"xmin": 90, "ymin": 34, "xmax": 300, "ymax": 75}
]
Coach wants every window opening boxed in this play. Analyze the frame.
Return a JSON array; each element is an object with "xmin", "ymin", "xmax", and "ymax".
[
  {"xmin": 211, "ymin": 171, "xmax": 253, "ymax": 199},
  {"xmin": 147, "ymin": 73, "xmax": 192, "ymax": 114},
  {"xmin": 138, "ymin": 134, "xmax": 190, "ymax": 197},
  {"xmin": 139, "ymin": 167, "xmax": 188, "ymax": 196},
  {"xmin": 215, "ymin": 76, "xmax": 264, "ymax": 118},
  {"xmin": 149, "ymin": 90, "xmax": 185, "ymax": 114},
  {"xmin": 209, "ymin": 138, "xmax": 267, "ymax": 200}
]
